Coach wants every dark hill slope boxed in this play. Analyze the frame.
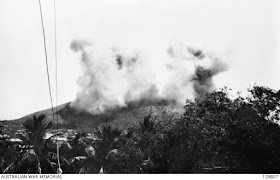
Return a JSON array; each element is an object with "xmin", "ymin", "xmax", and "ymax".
[{"xmin": 1, "ymin": 99, "xmax": 175, "ymax": 133}]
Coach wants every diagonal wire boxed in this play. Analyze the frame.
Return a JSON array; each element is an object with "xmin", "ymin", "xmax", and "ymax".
[
  {"xmin": 53, "ymin": 0, "xmax": 62, "ymax": 172},
  {"xmin": 38, "ymin": 0, "xmax": 62, "ymax": 173},
  {"xmin": 54, "ymin": 0, "xmax": 58, "ymax": 126},
  {"xmin": 38, "ymin": 0, "xmax": 55, "ymax": 122}
]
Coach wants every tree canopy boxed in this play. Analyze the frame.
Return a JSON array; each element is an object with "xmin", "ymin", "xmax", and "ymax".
[{"xmin": 1, "ymin": 85, "xmax": 280, "ymax": 173}]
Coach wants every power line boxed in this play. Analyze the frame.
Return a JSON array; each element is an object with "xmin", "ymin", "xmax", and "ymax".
[
  {"xmin": 53, "ymin": 0, "xmax": 62, "ymax": 174},
  {"xmin": 54, "ymin": 0, "xmax": 58, "ymax": 122},
  {"xmin": 38, "ymin": 0, "xmax": 62, "ymax": 173},
  {"xmin": 38, "ymin": 0, "xmax": 55, "ymax": 123}
]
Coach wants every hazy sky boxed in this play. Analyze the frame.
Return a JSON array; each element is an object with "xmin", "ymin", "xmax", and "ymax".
[{"xmin": 0, "ymin": 0, "xmax": 279, "ymax": 120}]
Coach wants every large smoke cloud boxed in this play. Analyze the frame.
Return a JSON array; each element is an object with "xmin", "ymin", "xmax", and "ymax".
[{"xmin": 70, "ymin": 40, "xmax": 227, "ymax": 114}]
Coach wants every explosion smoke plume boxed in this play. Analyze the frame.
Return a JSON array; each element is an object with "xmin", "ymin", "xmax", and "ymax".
[{"xmin": 70, "ymin": 40, "xmax": 227, "ymax": 114}]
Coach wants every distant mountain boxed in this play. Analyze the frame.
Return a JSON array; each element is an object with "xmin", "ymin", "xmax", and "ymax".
[{"xmin": 0, "ymin": 99, "xmax": 175, "ymax": 133}]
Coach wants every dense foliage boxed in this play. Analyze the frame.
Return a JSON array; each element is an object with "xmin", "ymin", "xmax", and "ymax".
[{"xmin": 1, "ymin": 85, "xmax": 280, "ymax": 173}]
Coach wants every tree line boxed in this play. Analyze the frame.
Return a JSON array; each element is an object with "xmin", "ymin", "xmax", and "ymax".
[{"xmin": 0, "ymin": 85, "xmax": 280, "ymax": 173}]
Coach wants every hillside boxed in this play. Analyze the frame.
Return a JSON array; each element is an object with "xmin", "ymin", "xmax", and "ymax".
[{"xmin": 0, "ymin": 99, "xmax": 176, "ymax": 133}]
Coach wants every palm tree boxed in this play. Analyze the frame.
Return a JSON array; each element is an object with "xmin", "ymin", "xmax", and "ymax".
[
  {"xmin": 4, "ymin": 114, "xmax": 56, "ymax": 173},
  {"xmin": 66, "ymin": 132, "xmax": 90, "ymax": 173},
  {"xmin": 0, "ymin": 125, "xmax": 14, "ymax": 172},
  {"xmin": 92, "ymin": 124, "xmax": 122, "ymax": 173}
]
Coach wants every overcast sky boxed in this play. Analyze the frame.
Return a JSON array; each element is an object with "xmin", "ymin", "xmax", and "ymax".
[{"xmin": 0, "ymin": 0, "xmax": 279, "ymax": 120}]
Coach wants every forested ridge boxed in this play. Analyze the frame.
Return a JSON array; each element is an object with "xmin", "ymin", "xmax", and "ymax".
[{"xmin": 1, "ymin": 85, "xmax": 280, "ymax": 173}]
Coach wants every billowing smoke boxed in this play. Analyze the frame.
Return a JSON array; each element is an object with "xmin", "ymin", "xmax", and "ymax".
[
  {"xmin": 192, "ymin": 56, "xmax": 228, "ymax": 97},
  {"xmin": 70, "ymin": 40, "xmax": 227, "ymax": 114}
]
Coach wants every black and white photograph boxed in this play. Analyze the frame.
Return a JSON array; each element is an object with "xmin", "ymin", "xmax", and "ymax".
[{"xmin": 0, "ymin": 0, "xmax": 279, "ymax": 177}]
